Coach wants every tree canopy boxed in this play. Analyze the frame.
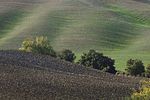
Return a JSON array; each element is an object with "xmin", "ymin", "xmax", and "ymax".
[
  {"xmin": 58, "ymin": 49, "xmax": 76, "ymax": 62},
  {"xmin": 78, "ymin": 50, "xmax": 117, "ymax": 74},
  {"xmin": 19, "ymin": 36, "xmax": 56, "ymax": 57},
  {"xmin": 125, "ymin": 59, "xmax": 145, "ymax": 76}
]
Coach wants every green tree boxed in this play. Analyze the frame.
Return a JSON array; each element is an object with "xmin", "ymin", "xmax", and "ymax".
[
  {"xmin": 58, "ymin": 49, "xmax": 76, "ymax": 62},
  {"xmin": 78, "ymin": 50, "xmax": 117, "ymax": 74},
  {"xmin": 19, "ymin": 36, "xmax": 56, "ymax": 57},
  {"xmin": 125, "ymin": 59, "xmax": 145, "ymax": 76}
]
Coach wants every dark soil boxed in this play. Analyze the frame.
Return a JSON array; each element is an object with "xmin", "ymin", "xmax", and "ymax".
[{"xmin": 0, "ymin": 50, "xmax": 143, "ymax": 100}]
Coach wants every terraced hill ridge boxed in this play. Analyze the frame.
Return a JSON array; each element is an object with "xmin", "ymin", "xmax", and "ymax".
[
  {"xmin": 0, "ymin": 0, "xmax": 150, "ymax": 70},
  {"xmin": 0, "ymin": 50, "xmax": 143, "ymax": 99}
]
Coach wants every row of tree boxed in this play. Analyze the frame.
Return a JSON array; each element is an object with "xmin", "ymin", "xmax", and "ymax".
[{"xmin": 19, "ymin": 36, "xmax": 150, "ymax": 77}]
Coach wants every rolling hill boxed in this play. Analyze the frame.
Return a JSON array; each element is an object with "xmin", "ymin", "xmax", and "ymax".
[
  {"xmin": 0, "ymin": 0, "xmax": 150, "ymax": 70},
  {"xmin": 0, "ymin": 50, "xmax": 143, "ymax": 99}
]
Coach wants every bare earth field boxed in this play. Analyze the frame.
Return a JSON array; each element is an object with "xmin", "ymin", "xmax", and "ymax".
[{"xmin": 0, "ymin": 50, "xmax": 143, "ymax": 100}]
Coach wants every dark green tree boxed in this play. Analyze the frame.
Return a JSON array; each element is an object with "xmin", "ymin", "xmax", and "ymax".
[
  {"xmin": 58, "ymin": 49, "xmax": 76, "ymax": 62},
  {"xmin": 125, "ymin": 59, "xmax": 145, "ymax": 76},
  {"xmin": 19, "ymin": 36, "xmax": 56, "ymax": 57},
  {"xmin": 78, "ymin": 49, "xmax": 117, "ymax": 74}
]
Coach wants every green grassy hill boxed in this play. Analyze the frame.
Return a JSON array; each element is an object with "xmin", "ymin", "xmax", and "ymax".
[{"xmin": 0, "ymin": 0, "xmax": 150, "ymax": 70}]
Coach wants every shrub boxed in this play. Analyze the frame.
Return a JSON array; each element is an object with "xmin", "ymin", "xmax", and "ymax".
[
  {"xmin": 58, "ymin": 49, "xmax": 76, "ymax": 62},
  {"xmin": 145, "ymin": 64, "xmax": 150, "ymax": 78},
  {"xmin": 78, "ymin": 49, "xmax": 117, "ymax": 74},
  {"xmin": 125, "ymin": 59, "xmax": 145, "ymax": 76},
  {"xmin": 19, "ymin": 36, "xmax": 56, "ymax": 57},
  {"xmin": 132, "ymin": 80, "xmax": 150, "ymax": 100},
  {"xmin": 19, "ymin": 38, "xmax": 34, "ymax": 52}
]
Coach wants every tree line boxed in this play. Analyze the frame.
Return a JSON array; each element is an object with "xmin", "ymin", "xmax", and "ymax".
[{"xmin": 19, "ymin": 36, "xmax": 150, "ymax": 77}]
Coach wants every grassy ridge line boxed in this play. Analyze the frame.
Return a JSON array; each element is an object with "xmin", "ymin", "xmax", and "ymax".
[
  {"xmin": 0, "ymin": 0, "xmax": 145, "ymax": 50},
  {"xmin": 0, "ymin": 0, "xmax": 149, "ymax": 50},
  {"xmin": 0, "ymin": 0, "xmax": 64, "ymax": 48},
  {"xmin": 126, "ymin": 27, "xmax": 150, "ymax": 52},
  {"xmin": 107, "ymin": 5, "xmax": 150, "ymax": 27},
  {"xmin": 103, "ymin": 5, "xmax": 150, "ymax": 70},
  {"xmin": 53, "ymin": 4, "xmax": 150, "ymax": 51},
  {"xmin": 0, "ymin": 10, "xmax": 25, "ymax": 38}
]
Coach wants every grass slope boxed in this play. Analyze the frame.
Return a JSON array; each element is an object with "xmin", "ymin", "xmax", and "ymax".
[
  {"xmin": 0, "ymin": 50, "xmax": 142, "ymax": 99},
  {"xmin": 0, "ymin": 0, "xmax": 150, "ymax": 70}
]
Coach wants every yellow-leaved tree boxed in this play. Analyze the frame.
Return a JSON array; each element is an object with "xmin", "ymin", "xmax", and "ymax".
[
  {"xmin": 132, "ymin": 80, "xmax": 150, "ymax": 100},
  {"xmin": 19, "ymin": 36, "xmax": 56, "ymax": 57}
]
